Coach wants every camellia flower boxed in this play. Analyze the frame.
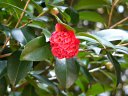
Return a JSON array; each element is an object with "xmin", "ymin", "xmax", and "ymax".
[{"xmin": 49, "ymin": 23, "xmax": 80, "ymax": 59}]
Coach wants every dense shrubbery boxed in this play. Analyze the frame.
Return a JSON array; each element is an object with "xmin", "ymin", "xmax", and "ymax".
[{"xmin": 0, "ymin": 0, "xmax": 128, "ymax": 96}]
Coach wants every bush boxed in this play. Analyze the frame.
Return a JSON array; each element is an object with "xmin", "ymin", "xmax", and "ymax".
[{"xmin": 0, "ymin": 0, "xmax": 128, "ymax": 96}]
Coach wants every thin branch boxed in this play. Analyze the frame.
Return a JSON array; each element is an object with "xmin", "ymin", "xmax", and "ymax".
[
  {"xmin": 6, "ymin": 14, "xmax": 13, "ymax": 24},
  {"xmin": 15, "ymin": 0, "xmax": 31, "ymax": 28},
  {"xmin": 11, "ymin": 82, "xmax": 28, "ymax": 91},
  {"xmin": 20, "ymin": 11, "xmax": 46, "ymax": 28},
  {"xmin": 0, "ymin": 53, "xmax": 12, "ymax": 58},
  {"xmin": 79, "ymin": 49, "xmax": 91, "ymax": 52},
  {"xmin": 118, "ymin": 43, "xmax": 128, "ymax": 46},
  {"xmin": 2, "ymin": 37, "xmax": 10, "ymax": 49},
  {"xmin": 110, "ymin": 16, "xmax": 128, "ymax": 28},
  {"xmin": 70, "ymin": 0, "xmax": 74, "ymax": 7},
  {"xmin": 108, "ymin": 0, "xmax": 120, "ymax": 27},
  {"xmin": 89, "ymin": 66, "xmax": 106, "ymax": 73},
  {"xmin": 108, "ymin": 2, "xmax": 115, "ymax": 27}
]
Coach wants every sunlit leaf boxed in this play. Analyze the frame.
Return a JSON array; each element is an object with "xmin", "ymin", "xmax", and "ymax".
[{"xmin": 20, "ymin": 36, "xmax": 53, "ymax": 61}]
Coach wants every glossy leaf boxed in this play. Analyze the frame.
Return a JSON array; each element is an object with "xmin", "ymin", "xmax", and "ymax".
[
  {"xmin": 11, "ymin": 28, "xmax": 27, "ymax": 45},
  {"xmin": 106, "ymin": 51, "xmax": 121, "ymax": 86},
  {"xmin": 11, "ymin": 27, "xmax": 36, "ymax": 45},
  {"xmin": 55, "ymin": 58, "xmax": 80, "ymax": 88},
  {"xmin": 94, "ymin": 29, "xmax": 128, "ymax": 42},
  {"xmin": 77, "ymin": 33, "xmax": 115, "ymax": 48},
  {"xmin": 7, "ymin": 51, "xmax": 33, "ymax": 85},
  {"xmin": 20, "ymin": 36, "xmax": 53, "ymax": 61},
  {"xmin": 115, "ymin": 46, "xmax": 128, "ymax": 54}
]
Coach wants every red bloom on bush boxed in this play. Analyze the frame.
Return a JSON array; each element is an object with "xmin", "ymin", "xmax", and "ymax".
[{"xmin": 50, "ymin": 23, "xmax": 80, "ymax": 59}]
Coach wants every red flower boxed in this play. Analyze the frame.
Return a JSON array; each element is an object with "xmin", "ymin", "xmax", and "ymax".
[{"xmin": 49, "ymin": 23, "xmax": 80, "ymax": 59}]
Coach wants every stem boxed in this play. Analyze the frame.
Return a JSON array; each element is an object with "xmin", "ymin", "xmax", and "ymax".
[
  {"xmin": 14, "ymin": 82, "xmax": 28, "ymax": 91},
  {"xmin": 0, "ymin": 53, "xmax": 12, "ymax": 58},
  {"xmin": 118, "ymin": 43, "xmax": 128, "ymax": 46},
  {"xmin": 108, "ymin": 2, "xmax": 115, "ymax": 27},
  {"xmin": 70, "ymin": 0, "xmax": 74, "ymax": 7},
  {"xmin": 110, "ymin": 16, "xmax": 128, "ymax": 28},
  {"xmin": 15, "ymin": 0, "xmax": 31, "ymax": 28},
  {"xmin": 6, "ymin": 14, "xmax": 13, "ymax": 24},
  {"xmin": 108, "ymin": 0, "xmax": 120, "ymax": 27},
  {"xmin": 89, "ymin": 66, "xmax": 106, "ymax": 73}
]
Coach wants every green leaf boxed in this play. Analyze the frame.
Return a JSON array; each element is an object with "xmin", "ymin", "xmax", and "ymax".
[
  {"xmin": 20, "ymin": 36, "xmax": 53, "ymax": 61},
  {"xmin": 0, "ymin": 1, "xmax": 33, "ymax": 19},
  {"xmin": 94, "ymin": 29, "xmax": 128, "ymax": 42},
  {"xmin": 55, "ymin": 58, "xmax": 80, "ymax": 88},
  {"xmin": 106, "ymin": 51, "xmax": 121, "ymax": 86},
  {"xmin": 75, "ymin": 77, "xmax": 87, "ymax": 92},
  {"xmin": 11, "ymin": 28, "xmax": 27, "ymax": 45},
  {"xmin": 0, "ymin": 60, "xmax": 7, "ymax": 79},
  {"xmin": 115, "ymin": 46, "xmax": 128, "ymax": 54},
  {"xmin": 0, "ymin": 24, "xmax": 11, "ymax": 37},
  {"xmin": 77, "ymin": 33, "xmax": 115, "ymax": 48},
  {"xmin": 74, "ymin": 0, "xmax": 108, "ymax": 10},
  {"xmin": 30, "ymin": 0, "xmax": 43, "ymax": 14},
  {"xmin": 80, "ymin": 66, "xmax": 94, "ymax": 83},
  {"xmin": 7, "ymin": 51, "xmax": 33, "ymax": 85},
  {"xmin": 22, "ymin": 84, "xmax": 38, "ymax": 96},
  {"xmin": 0, "ymin": 60, "xmax": 7, "ymax": 75},
  {"xmin": 86, "ymin": 83, "xmax": 112, "ymax": 95},
  {"xmin": 31, "ymin": 74, "xmax": 59, "ymax": 94},
  {"xmin": 26, "ymin": 76, "xmax": 54, "ymax": 96},
  {"xmin": 60, "ymin": 11, "xmax": 71, "ymax": 23},
  {"xmin": 79, "ymin": 11, "xmax": 104, "ymax": 23},
  {"xmin": 53, "ymin": 0, "xmax": 64, "ymax": 4},
  {"xmin": 27, "ymin": 24, "xmax": 51, "ymax": 42},
  {"xmin": 11, "ymin": 27, "xmax": 36, "ymax": 45},
  {"xmin": 65, "ymin": 7, "xmax": 79, "ymax": 24}
]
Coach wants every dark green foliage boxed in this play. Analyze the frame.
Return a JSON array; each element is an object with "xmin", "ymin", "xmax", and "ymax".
[{"xmin": 0, "ymin": 0, "xmax": 128, "ymax": 96}]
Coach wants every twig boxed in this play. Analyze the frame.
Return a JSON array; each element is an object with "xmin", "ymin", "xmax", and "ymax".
[
  {"xmin": 79, "ymin": 49, "xmax": 91, "ymax": 52},
  {"xmin": 89, "ymin": 66, "xmax": 106, "ymax": 73},
  {"xmin": 110, "ymin": 16, "xmax": 128, "ymax": 28},
  {"xmin": 12, "ymin": 82, "xmax": 28, "ymax": 91},
  {"xmin": 6, "ymin": 14, "xmax": 13, "ymax": 24},
  {"xmin": 108, "ymin": 0, "xmax": 120, "ymax": 27},
  {"xmin": 20, "ymin": 11, "xmax": 46, "ymax": 28},
  {"xmin": 70, "ymin": 0, "xmax": 74, "ymax": 7},
  {"xmin": 1, "ymin": 0, "xmax": 31, "ymax": 52},
  {"xmin": 0, "ymin": 53, "xmax": 12, "ymax": 58},
  {"xmin": 2, "ymin": 37, "xmax": 10, "ymax": 49},
  {"xmin": 118, "ymin": 43, "xmax": 128, "ymax": 46},
  {"xmin": 15, "ymin": 0, "xmax": 31, "ymax": 28}
]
